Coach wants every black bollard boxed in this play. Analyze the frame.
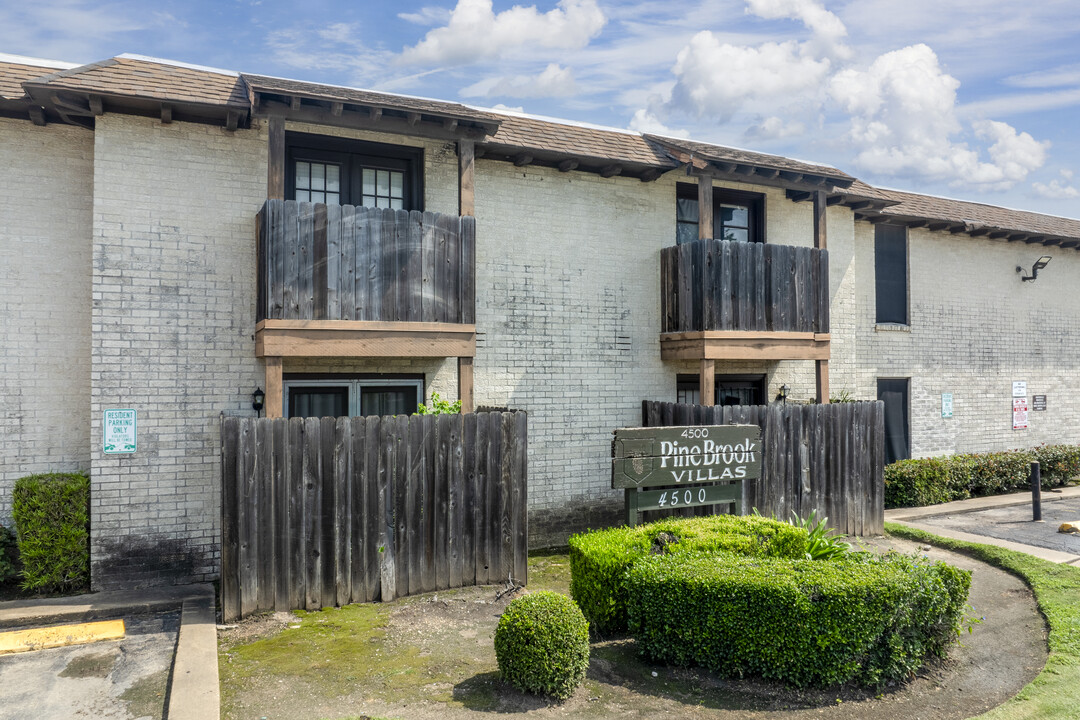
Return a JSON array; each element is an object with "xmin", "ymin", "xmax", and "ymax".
[{"xmin": 1031, "ymin": 461, "xmax": 1042, "ymax": 522}]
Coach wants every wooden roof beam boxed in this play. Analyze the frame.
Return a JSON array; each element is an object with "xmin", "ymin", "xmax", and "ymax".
[
  {"xmin": 733, "ymin": 164, "xmax": 755, "ymax": 176},
  {"xmin": 225, "ymin": 110, "xmax": 240, "ymax": 132},
  {"xmin": 1023, "ymin": 235, "xmax": 1046, "ymax": 244},
  {"xmin": 968, "ymin": 228, "xmax": 990, "ymax": 237},
  {"xmin": 987, "ymin": 230, "xmax": 1009, "ymax": 239},
  {"xmin": 330, "ymin": 101, "xmax": 343, "ymax": 117},
  {"xmin": 785, "ymin": 189, "xmax": 812, "ymax": 203},
  {"xmin": 846, "ymin": 200, "xmax": 872, "ymax": 211},
  {"xmin": 558, "ymin": 159, "xmax": 578, "ymax": 172},
  {"xmin": 907, "ymin": 220, "xmax": 928, "ymax": 229},
  {"xmin": 826, "ymin": 195, "xmax": 844, "ymax": 206},
  {"xmin": 444, "ymin": 118, "xmax": 458, "ymax": 131},
  {"xmin": 88, "ymin": 94, "xmax": 103, "ymax": 116},
  {"xmin": 948, "ymin": 224, "xmax": 967, "ymax": 234},
  {"xmin": 513, "ymin": 153, "xmax": 533, "ymax": 167},
  {"xmin": 407, "ymin": 112, "xmax": 421, "ymax": 126},
  {"xmin": 713, "ymin": 161, "xmax": 736, "ymax": 173},
  {"xmin": 289, "ymin": 95, "xmax": 300, "ymax": 111},
  {"xmin": 600, "ymin": 164, "xmax": 622, "ymax": 178},
  {"xmin": 1059, "ymin": 240, "xmax": 1079, "ymax": 249},
  {"xmin": 161, "ymin": 103, "xmax": 173, "ymax": 124},
  {"xmin": 927, "ymin": 222, "xmax": 950, "ymax": 231},
  {"xmin": 51, "ymin": 93, "xmax": 91, "ymax": 115},
  {"xmin": 779, "ymin": 171, "xmax": 803, "ymax": 184},
  {"xmin": 1037, "ymin": 237, "xmax": 1061, "ymax": 246},
  {"xmin": 867, "ymin": 215, "xmax": 891, "ymax": 224},
  {"xmin": 639, "ymin": 167, "xmax": 663, "ymax": 182},
  {"xmin": 756, "ymin": 168, "xmax": 780, "ymax": 180},
  {"xmin": 28, "ymin": 106, "xmax": 46, "ymax": 126}
]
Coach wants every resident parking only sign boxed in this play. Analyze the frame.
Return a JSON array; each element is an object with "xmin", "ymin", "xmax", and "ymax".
[{"xmin": 103, "ymin": 409, "xmax": 137, "ymax": 453}]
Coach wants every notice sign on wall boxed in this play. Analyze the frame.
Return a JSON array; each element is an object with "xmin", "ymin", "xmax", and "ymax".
[
  {"xmin": 1013, "ymin": 381, "xmax": 1027, "ymax": 397},
  {"xmin": 941, "ymin": 393, "xmax": 953, "ymax": 419},
  {"xmin": 1033, "ymin": 395, "xmax": 1047, "ymax": 412},
  {"xmin": 1012, "ymin": 398, "xmax": 1029, "ymax": 430},
  {"xmin": 103, "ymin": 409, "xmax": 137, "ymax": 453}
]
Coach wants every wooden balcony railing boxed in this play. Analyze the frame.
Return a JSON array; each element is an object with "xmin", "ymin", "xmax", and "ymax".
[
  {"xmin": 659, "ymin": 239, "xmax": 830, "ymax": 362},
  {"xmin": 256, "ymin": 199, "xmax": 475, "ymax": 324},
  {"xmin": 661, "ymin": 239, "xmax": 829, "ymax": 334}
]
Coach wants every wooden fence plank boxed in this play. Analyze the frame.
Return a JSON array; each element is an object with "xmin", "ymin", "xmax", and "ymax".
[
  {"xmin": 238, "ymin": 419, "xmax": 257, "ymax": 618},
  {"xmin": 449, "ymin": 414, "xmax": 464, "ymax": 589},
  {"xmin": 422, "ymin": 414, "xmax": 437, "ymax": 593},
  {"xmin": 365, "ymin": 416, "xmax": 381, "ymax": 602},
  {"xmin": 256, "ymin": 419, "xmax": 275, "ymax": 612},
  {"xmin": 499, "ymin": 413, "xmax": 515, "ymax": 584},
  {"xmin": 406, "ymin": 210, "xmax": 423, "ymax": 322},
  {"xmin": 303, "ymin": 417, "xmax": 322, "ymax": 610},
  {"xmin": 298, "ymin": 203, "xmax": 315, "ymax": 320},
  {"xmin": 393, "ymin": 415, "xmax": 409, "ymax": 599},
  {"xmin": 474, "ymin": 413, "xmax": 491, "ymax": 585},
  {"xmin": 421, "ymin": 212, "xmax": 436, "ymax": 322},
  {"xmin": 272, "ymin": 418, "xmax": 290, "ymax": 611},
  {"xmin": 320, "ymin": 417, "xmax": 337, "ymax": 606},
  {"xmin": 379, "ymin": 413, "xmax": 397, "ymax": 602},
  {"xmin": 486, "ymin": 411, "xmax": 502, "ymax": 585},
  {"xmin": 339, "ymin": 205, "xmax": 355, "ymax": 320},
  {"xmin": 435, "ymin": 414, "xmax": 450, "ymax": 589},
  {"xmin": 407, "ymin": 415, "xmax": 423, "ymax": 596},
  {"xmin": 462, "ymin": 412, "xmax": 477, "ymax": 587},
  {"xmin": 460, "ymin": 216, "xmax": 476, "ymax": 325},
  {"xmin": 355, "ymin": 207, "xmax": 371, "ymax": 320},
  {"xmin": 220, "ymin": 418, "xmax": 240, "ymax": 622},
  {"xmin": 333, "ymin": 416, "xmax": 351, "ymax": 607},
  {"xmin": 349, "ymin": 417, "xmax": 366, "ymax": 605},
  {"xmin": 367, "ymin": 208, "xmax": 384, "ymax": 322},
  {"xmin": 513, "ymin": 411, "xmax": 528, "ymax": 586},
  {"xmin": 287, "ymin": 419, "xmax": 306, "ymax": 610}
]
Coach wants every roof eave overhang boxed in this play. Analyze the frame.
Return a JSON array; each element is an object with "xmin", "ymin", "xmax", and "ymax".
[
  {"xmin": 853, "ymin": 211, "xmax": 1080, "ymax": 249},
  {"xmin": 21, "ymin": 83, "xmax": 249, "ymax": 130},
  {"xmin": 475, "ymin": 140, "xmax": 675, "ymax": 182}
]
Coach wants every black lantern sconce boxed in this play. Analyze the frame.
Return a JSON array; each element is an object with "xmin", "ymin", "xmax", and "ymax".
[
  {"xmin": 778, "ymin": 384, "xmax": 789, "ymax": 405},
  {"xmin": 1017, "ymin": 255, "xmax": 1052, "ymax": 282},
  {"xmin": 252, "ymin": 388, "xmax": 265, "ymax": 417}
]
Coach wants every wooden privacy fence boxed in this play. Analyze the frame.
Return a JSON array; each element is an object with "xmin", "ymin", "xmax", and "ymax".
[
  {"xmin": 220, "ymin": 411, "xmax": 527, "ymax": 621},
  {"xmin": 641, "ymin": 401, "xmax": 883, "ymax": 535},
  {"xmin": 256, "ymin": 199, "xmax": 476, "ymax": 324},
  {"xmin": 661, "ymin": 239, "xmax": 829, "ymax": 334}
]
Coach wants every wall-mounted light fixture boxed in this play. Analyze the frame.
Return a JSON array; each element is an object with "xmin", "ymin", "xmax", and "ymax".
[
  {"xmin": 778, "ymin": 384, "xmax": 789, "ymax": 405},
  {"xmin": 1017, "ymin": 255, "xmax": 1052, "ymax": 282},
  {"xmin": 252, "ymin": 387, "xmax": 265, "ymax": 417}
]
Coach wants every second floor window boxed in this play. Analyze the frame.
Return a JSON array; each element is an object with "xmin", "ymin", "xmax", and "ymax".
[
  {"xmin": 286, "ymin": 132, "xmax": 422, "ymax": 210},
  {"xmin": 676, "ymin": 183, "xmax": 765, "ymax": 244},
  {"xmin": 875, "ymin": 224, "xmax": 908, "ymax": 325}
]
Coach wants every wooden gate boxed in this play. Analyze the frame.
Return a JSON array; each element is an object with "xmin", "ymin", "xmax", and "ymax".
[
  {"xmin": 641, "ymin": 401, "xmax": 884, "ymax": 535},
  {"xmin": 220, "ymin": 411, "xmax": 527, "ymax": 621}
]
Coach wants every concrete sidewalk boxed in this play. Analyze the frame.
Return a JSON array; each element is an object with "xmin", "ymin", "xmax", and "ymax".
[
  {"xmin": 886, "ymin": 485, "xmax": 1080, "ymax": 566},
  {"xmin": 0, "ymin": 584, "xmax": 220, "ymax": 719}
]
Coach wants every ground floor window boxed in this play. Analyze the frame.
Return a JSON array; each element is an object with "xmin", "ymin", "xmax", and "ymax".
[
  {"xmin": 284, "ymin": 376, "xmax": 423, "ymax": 418},
  {"xmin": 676, "ymin": 374, "xmax": 767, "ymax": 406},
  {"xmin": 878, "ymin": 378, "xmax": 910, "ymax": 465}
]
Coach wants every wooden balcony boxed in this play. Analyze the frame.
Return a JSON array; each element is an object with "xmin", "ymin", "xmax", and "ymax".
[
  {"xmin": 660, "ymin": 239, "xmax": 830, "ymax": 361},
  {"xmin": 255, "ymin": 199, "xmax": 476, "ymax": 359}
]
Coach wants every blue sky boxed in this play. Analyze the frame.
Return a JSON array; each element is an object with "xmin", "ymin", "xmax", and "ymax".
[{"xmin": 4, "ymin": 0, "xmax": 1080, "ymax": 218}]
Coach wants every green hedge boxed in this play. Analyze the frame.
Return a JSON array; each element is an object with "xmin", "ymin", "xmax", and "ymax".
[
  {"xmin": 626, "ymin": 551, "xmax": 970, "ymax": 687},
  {"xmin": 494, "ymin": 591, "xmax": 590, "ymax": 700},
  {"xmin": 12, "ymin": 473, "xmax": 91, "ymax": 593},
  {"xmin": 885, "ymin": 445, "xmax": 1080, "ymax": 508},
  {"xmin": 0, "ymin": 525, "xmax": 18, "ymax": 584},
  {"xmin": 568, "ymin": 515, "xmax": 807, "ymax": 635}
]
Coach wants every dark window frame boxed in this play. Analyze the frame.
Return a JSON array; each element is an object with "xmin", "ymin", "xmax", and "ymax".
[
  {"xmin": 676, "ymin": 182, "xmax": 766, "ymax": 244},
  {"xmin": 675, "ymin": 373, "xmax": 767, "ymax": 406},
  {"xmin": 282, "ymin": 373, "xmax": 425, "ymax": 418},
  {"xmin": 875, "ymin": 224, "xmax": 909, "ymax": 325},
  {"xmin": 285, "ymin": 131, "xmax": 424, "ymax": 211}
]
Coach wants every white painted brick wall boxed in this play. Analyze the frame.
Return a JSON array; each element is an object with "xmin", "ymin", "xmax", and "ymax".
[
  {"xmin": 847, "ymin": 222, "xmax": 1080, "ymax": 456},
  {"xmin": 0, "ymin": 118, "xmax": 94, "ymax": 525}
]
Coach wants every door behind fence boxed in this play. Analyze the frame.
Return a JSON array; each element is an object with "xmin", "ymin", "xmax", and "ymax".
[{"xmin": 220, "ymin": 412, "xmax": 527, "ymax": 621}]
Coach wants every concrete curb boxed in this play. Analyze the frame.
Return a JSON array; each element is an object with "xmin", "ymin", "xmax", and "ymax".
[{"xmin": 0, "ymin": 583, "xmax": 220, "ymax": 719}]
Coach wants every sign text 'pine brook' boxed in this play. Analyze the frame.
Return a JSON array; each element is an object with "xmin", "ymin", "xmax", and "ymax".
[{"xmin": 611, "ymin": 425, "xmax": 762, "ymax": 490}]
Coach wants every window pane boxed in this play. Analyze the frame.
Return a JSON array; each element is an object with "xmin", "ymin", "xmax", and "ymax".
[
  {"xmin": 723, "ymin": 228, "xmax": 749, "ymax": 243},
  {"xmin": 390, "ymin": 171, "xmax": 403, "ymax": 198},
  {"xmin": 377, "ymin": 170, "xmax": 390, "ymax": 195},
  {"xmin": 719, "ymin": 204, "xmax": 749, "ymax": 227},
  {"xmin": 311, "ymin": 166, "xmax": 325, "ymax": 191},
  {"xmin": 326, "ymin": 165, "xmax": 340, "ymax": 192},
  {"xmin": 878, "ymin": 379, "xmax": 910, "ymax": 464},
  {"xmin": 361, "ymin": 386, "xmax": 419, "ymax": 417},
  {"xmin": 676, "ymin": 222, "xmax": 698, "ymax": 245},
  {"xmin": 290, "ymin": 387, "xmax": 349, "ymax": 418},
  {"xmin": 390, "ymin": 197, "xmax": 403, "ymax": 210},
  {"xmin": 676, "ymin": 197, "xmax": 699, "ymax": 223},
  {"xmin": 326, "ymin": 192, "xmax": 340, "ymax": 205},
  {"xmin": 296, "ymin": 161, "xmax": 310, "ymax": 189},
  {"xmin": 875, "ymin": 225, "xmax": 908, "ymax": 324},
  {"xmin": 296, "ymin": 189, "xmax": 310, "ymax": 202},
  {"xmin": 376, "ymin": 196, "xmax": 388, "ymax": 208},
  {"xmin": 363, "ymin": 169, "xmax": 375, "ymax": 196},
  {"xmin": 362, "ymin": 194, "xmax": 376, "ymax": 207},
  {"xmin": 312, "ymin": 191, "xmax": 326, "ymax": 204}
]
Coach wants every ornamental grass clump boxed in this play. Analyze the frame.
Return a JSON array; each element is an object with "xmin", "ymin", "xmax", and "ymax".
[{"xmin": 494, "ymin": 591, "xmax": 590, "ymax": 701}]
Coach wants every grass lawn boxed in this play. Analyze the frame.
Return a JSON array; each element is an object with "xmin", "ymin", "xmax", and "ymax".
[{"xmin": 886, "ymin": 522, "xmax": 1080, "ymax": 720}]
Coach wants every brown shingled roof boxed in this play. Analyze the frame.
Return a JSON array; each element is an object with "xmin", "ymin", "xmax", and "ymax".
[
  {"xmin": 24, "ymin": 56, "xmax": 248, "ymax": 108},
  {"xmin": 647, "ymin": 135, "xmax": 853, "ymax": 182},
  {"xmin": 243, "ymin": 73, "xmax": 500, "ymax": 129},
  {"xmin": 0, "ymin": 60, "xmax": 51, "ymax": 100},
  {"xmin": 483, "ymin": 112, "xmax": 674, "ymax": 168},
  {"xmin": 877, "ymin": 188, "xmax": 1080, "ymax": 241}
]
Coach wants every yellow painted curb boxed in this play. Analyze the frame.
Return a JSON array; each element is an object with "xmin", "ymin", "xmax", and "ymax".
[{"xmin": 0, "ymin": 619, "xmax": 126, "ymax": 655}]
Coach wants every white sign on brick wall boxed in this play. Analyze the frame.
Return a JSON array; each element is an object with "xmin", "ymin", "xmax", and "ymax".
[
  {"xmin": 103, "ymin": 409, "xmax": 137, "ymax": 453},
  {"xmin": 1012, "ymin": 398, "xmax": 1029, "ymax": 430},
  {"xmin": 941, "ymin": 393, "xmax": 953, "ymax": 418},
  {"xmin": 1013, "ymin": 381, "xmax": 1027, "ymax": 397}
]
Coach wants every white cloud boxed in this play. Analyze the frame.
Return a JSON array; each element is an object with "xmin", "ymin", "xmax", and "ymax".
[
  {"xmin": 745, "ymin": 0, "xmax": 850, "ymax": 58},
  {"xmin": 489, "ymin": 103, "xmax": 526, "ymax": 113},
  {"xmin": 1005, "ymin": 63, "xmax": 1080, "ymax": 89},
  {"xmin": 827, "ymin": 44, "xmax": 1047, "ymax": 189},
  {"xmin": 399, "ymin": 0, "xmax": 606, "ymax": 66},
  {"xmin": 667, "ymin": 32, "xmax": 830, "ymax": 121},
  {"xmin": 1033, "ymin": 170, "xmax": 1080, "ymax": 199},
  {"xmin": 744, "ymin": 115, "xmax": 806, "ymax": 141},
  {"xmin": 628, "ymin": 108, "xmax": 690, "ymax": 138},
  {"xmin": 460, "ymin": 63, "xmax": 577, "ymax": 98},
  {"xmin": 397, "ymin": 6, "xmax": 453, "ymax": 26}
]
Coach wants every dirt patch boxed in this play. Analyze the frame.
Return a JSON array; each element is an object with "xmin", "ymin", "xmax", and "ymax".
[
  {"xmin": 220, "ymin": 537, "xmax": 1047, "ymax": 720},
  {"xmin": 59, "ymin": 649, "xmax": 119, "ymax": 679}
]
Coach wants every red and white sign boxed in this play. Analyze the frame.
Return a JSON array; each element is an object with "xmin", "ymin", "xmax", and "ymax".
[{"xmin": 1013, "ymin": 398, "xmax": 1029, "ymax": 430}]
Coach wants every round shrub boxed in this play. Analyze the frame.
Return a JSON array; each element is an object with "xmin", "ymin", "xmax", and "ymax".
[
  {"xmin": 12, "ymin": 473, "xmax": 90, "ymax": 593},
  {"xmin": 569, "ymin": 514, "xmax": 808, "ymax": 634},
  {"xmin": 494, "ymin": 591, "xmax": 590, "ymax": 701}
]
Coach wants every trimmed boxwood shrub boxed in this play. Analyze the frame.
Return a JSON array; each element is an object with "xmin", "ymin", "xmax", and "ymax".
[
  {"xmin": 494, "ymin": 591, "xmax": 590, "ymax": 701},
  {"xmin": 12, "ymin": 473, "xmax": 91, "ymax": 593},
  {"xmin": 569, "ymin": 514, "xmax": 807, "ymax": 634},
  {"xmin": 0, "ymin": 525, "xmax": 19, "ymax": 584},
  {"xmin": 626, "ymin": 551, "xmax": 970, "ymax": 688},
  {"xmin": 885, "ymin": 444, "xmax": 1080, "ymax": 509}
]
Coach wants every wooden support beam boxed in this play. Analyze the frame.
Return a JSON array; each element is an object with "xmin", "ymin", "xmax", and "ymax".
[
  {"xmin": 458, "ymin": 357, "xmax": 474, "ymax": 414},
  {"xmin": 660, "ymin": 331, "xmax": 830, "ymax": 361},
  {"xmin": 290, "ymin": 95, "xmax": 301, "ymax": 111},
  {"xmin": 1041, "ymin": 237, "xmax": 1062, "ymax": 247},
  {"xmin": 813, "ymin": 190, "xmax": 827, "ymax": 250},
  {"xmin": 458, "ymin": 140, "xmax": 475, "ymax": 217},
  {"xmin": 699, "ymin": 359, "xmax": 715, "ymax": 407},
  {"xmin": 927, "ymin": 222, "xmax": 950, "ymax": 231},
  {"xmin": 868, "ymin": 216, "xmax": 891, "ymax": 224},
  {"xmin": 826, "ymin": 195, "xmax": 844, "ymax": 206},
  {"xmin": 444, "ymin": 118, "xmax": 458, "ymax": 131},
  {"xmin": 1024, "ymin": 236, "xmax": 1048, "ymax": 244},
  {"xmin": 968, "ymin": 228, "xmax": 990, "ymax": 237},
  {"xmin": 779, "ymin": 171, "xmax": 804, "ymax": 184},
  {"xmin": 267, "ymin": 114, "xmax": 285, "ymax": 201},
  {"xmin": 514, "ymin": 153, "xmax": 533, "ymax": 167},
  {"xmin": 88, "ymin": 95, "xmax": 103, "ymax": 116},
  {"xmin": 265, "ymin": 357, "xmax": 283, "ymax": 419},
  {"xmin": 785, "ymin": 189, "xmax": 812, "ymax": 203},
  {"xmin": 160, "ymin": 103, "xmax": 172, "ymax": 124},
  {"xmin": 714, "ymin": 162, "xmax": 736, "ymax": 173},
  {"xmin": 225, "ymin": 110, "xmax": 240, "ymax": 132},
  {"xmin": 1005, "ymin": 234, "xmax": 1028, "ymax": 242},
  {"xmin": 407, "ymin": 112, "xmax": 421, "ymax": 126},
  {"xmin": 600, "ymin": 164, "xmax": 622, "ymax": 178},
  {"xmin": 255, "ymin": 320, "xmax": 477, "ymax": 358},
  {"xmin": 51, "ymin": 94, "xmax": 91, "ymax": 115},
  {"xmin": 475, "ymin": 145, "xmax": 487, "ymax": 158},
  {"xmin": 757, "ymin": 168, "xmax": 780, "ymax": 180},
  {"xmin": 698, "ymin": 175, "xmax": 713, "ymax": 240},
  {"xmin": 734, "ymin": 164, "xmax": 754, "ymax": 175},
  {"xmin": 330, "ymin": 101, "xmax": 343, "ymax": 117},
  {"xmin": 1059, "ymin": 240, "xmax": 1079, "ymax": 249},
  {"xmin": 949, "ymin": 224, "xmax": 968, "ymax": 234},
  {"xmin": 371, "ymin": 107, "xmax": 382, "ymax": 121},
  {"xmin": 987, "ymin": 230, "xmax": 1009, "ymax": 239},
  {"xmin": 907, "ymin": 220, "xmax": 928, "ymax": 229},
  {"xmin": 816, "ymin": 360, "xmax": 830, "ymax": 404},
  {"xmin": 28, "ymin": 106, "xmax": 45, "ymax": 126},
  {"xmin": 558, "ymin": 159, "xmax": 578, "ymax": 172},
  {"xmin": 639, "ymin": 168, "xmax": 663, "ymax": 182}
]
